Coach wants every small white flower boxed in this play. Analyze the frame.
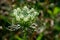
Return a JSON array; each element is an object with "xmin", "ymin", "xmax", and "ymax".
[
  {"xmin": 27, "ymin": 14, "xmax": 31, "ymax": 17},
  {"xmin": 23, "ymin": 17, "xmax": 29, "ymax": 22},
  {"xmin": 34, "ymin": 11, "xmax": 37, "ymax": 13},
  {"xmin": 16, "ymin": 16, "xmax": 20, "ymax": 21},
  {"xmin": 23, "ymin": 6, "xmax": 28, "ymax": 9},
  {"xmin": 27, "ymin": 11, "xmax": 30, "ymax": 13},
  {"xmin": 13, "ymin": 9, "xmax": 17, "ymax": 16},
  {"xmin": 17, "ymin": 8, "xmax": 21, "ymax": 13},
  {"xmin": 19, "ymin": 14, "xmax": 24, "ymax": 18},
  {"xmin": 17, "ymin": 8, "xmax": 21, "ymax": 11},
  {"xmin": 23, "ymin": 6, "xmax": 29, "ymax": 11},
  {"xmin": 29, "ymin": 8, "xmax": 35, "ymax": 12}
]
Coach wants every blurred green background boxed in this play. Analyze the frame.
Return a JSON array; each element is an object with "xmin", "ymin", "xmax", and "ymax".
[{"xmin": 0, "ymin": 0, "xmax": 60, "ymax": 40}]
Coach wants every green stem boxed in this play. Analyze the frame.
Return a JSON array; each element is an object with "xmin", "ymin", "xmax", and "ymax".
[
  {"xmin": 9, "ymin": 31, "xmax": 14, "ymax": 40},
  {"xmin": 23, "ymin": 28, "xmax": 27, "ymax": 40}
]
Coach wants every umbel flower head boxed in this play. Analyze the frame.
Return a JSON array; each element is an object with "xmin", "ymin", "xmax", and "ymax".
[{"xmin": 11, "ymin": 6, "xmax": 39, "ymax": 27}]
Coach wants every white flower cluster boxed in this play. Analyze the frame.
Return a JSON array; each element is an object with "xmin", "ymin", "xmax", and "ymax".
[{"xmin": 12, "ymin": 6, "xmax": 39, "ymax": 26}]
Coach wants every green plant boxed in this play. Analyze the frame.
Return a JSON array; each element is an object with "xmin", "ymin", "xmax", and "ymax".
[
  {"xmin": 6, "ymin": 6, "xmax": 39, "ymax": 40},
  {"xmin": 48, "ymin": 7, "xmax": 60, "ymax": 19}
]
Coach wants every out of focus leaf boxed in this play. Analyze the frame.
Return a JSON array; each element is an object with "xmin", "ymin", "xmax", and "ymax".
[
  {"xmin": 53, "ymin": 7, "xmax": 60, "ymax": 15},
  {"xmin": 54, "ymin": 25, "xmax": 60, "ymax": 31},
  {"xmin": 15, "ymin": 35, "xmax": 22, "ymax": 40},
  {"xmin": 36, "ymin": 33, "xmax": 43, "ymax": 40},
  {"xmin": 47, "ymin": 10, "xmax": 52, "ymax": 16}
]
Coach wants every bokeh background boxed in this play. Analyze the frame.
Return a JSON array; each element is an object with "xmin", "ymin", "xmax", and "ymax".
[{"xmin": 0, "ymin": 0, "xmax": 60, "ymax": 40}]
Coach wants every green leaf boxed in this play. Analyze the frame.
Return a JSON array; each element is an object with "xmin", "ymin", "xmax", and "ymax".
[
  {"xmin": 47, "ymin": 10, "xmax": 54, "ymax": 18},
  {"xmin": 47, "ymin": 10, "xmax": 52, "ymax": 15},
  {"xmin": 36, "ymin": 33, "xmax": 43, "ymax": 40},
  {"xmin": 53, "ymin": 7, "xmax": 60, "ymax": 15},
  {"xmin": 15, "ymin": 35, "xmax": 22, "ymax": 40}
]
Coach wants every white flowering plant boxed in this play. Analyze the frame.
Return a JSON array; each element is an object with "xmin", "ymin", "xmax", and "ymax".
[
  {"xmin": 7, "ymin": 6, "xmax": 39, "ymax": 31},
  {"xmin": 11, "ymin": 6, "xmax": 39, "ymax": 27}
]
